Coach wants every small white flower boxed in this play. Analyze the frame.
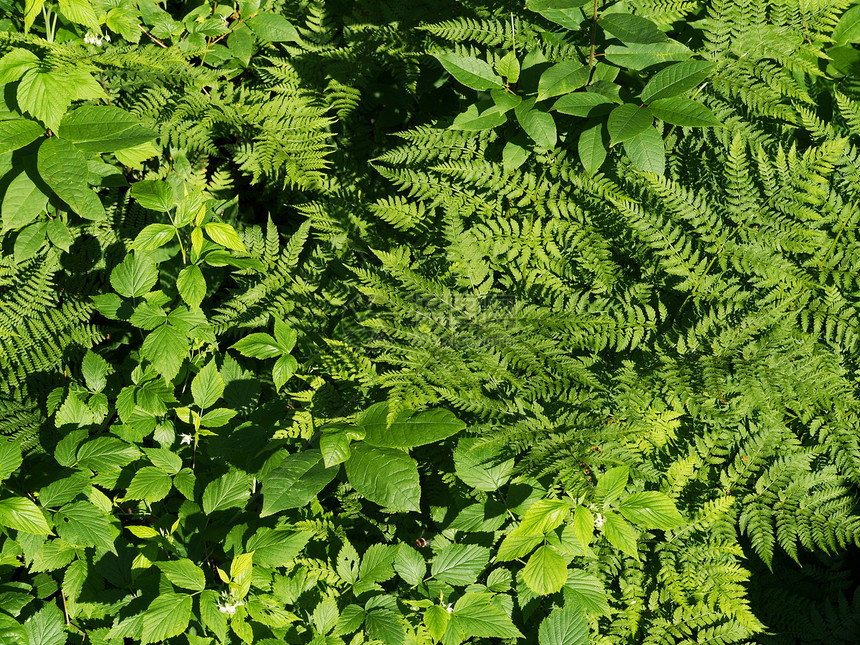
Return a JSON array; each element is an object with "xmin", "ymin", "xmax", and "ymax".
[
  {"xmin": 217, "ymin": 595, "xmax": 244, "ymax": 616},
  {"xmin": 594, "ymin": 513, "xmax": 606, "ymax": 529},
  {"xmin": 444, "ymin": 602, "xmax": 454, "ymax": 614},
  {"xmin": 180, "ymin": 433, "xmax": 193, "ymax": 445},
  {"xmin": 105, "ymin": 34, "xmax": 111, "ymax": 42}
]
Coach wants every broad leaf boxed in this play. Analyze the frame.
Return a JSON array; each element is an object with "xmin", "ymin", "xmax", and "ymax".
[
  {"xmin": 157, "ymin": 559, "xmax": 206, "ymax": 592},
  {"xmin": 453, "ymin": 438, "xmax": 514, "ymax": 491},
  {"xmin": 133, "ymin": 223, "xmax": 176, "ymax": 251},
  {"xmin": 14, "ymin": 221, "xmax": 47, "ymax": 263},
  {"xmin": 130, "ymin": 181, "xmax": 174, "ymax": 212},
  {"xmin": 0, "ymin": 118, "xmax": 44, "ymax": 154},
  {"xmin": 202, "ymin": 470, "xmax": 250, "ymax": 514},
  {"xmin": 649, "ymin": 97, "xmax": 722, "ymax": 127},
  {"xmin": 141, "ymin": 324, "xmax": 187, "ymax": 382},
  {"xmin": 394, "ymin": 544, "xmax": 426, "ymax": 586},
  {"xmin": 55, "ymin": 501, "xmax": 116, "ymax": 553},
  {"xmin": 640, "ymin": 61, "xmax": 717, "ymax": 103},
  {"xmin": 231, "ymin": 332, "xmax": 284, "ymax": 359},
  {"xmin": 432, "ymin": 544, "xmax": 490, "ymax": 586},
  {"xmin": 424, "ymin": 605, "xmax": 450, "ymax": 642},
  {"xmin": 607, "ymin": 104, "xmax": 653, "ymax": 145},
  {"xmin": 602, "ymin": 512, "xmax": 639, "ymax": 560},
  {"xmin": 449, "ymin": 592, "xmax": 524, "ymax": 640},
  {"xmin": 37, "ymin": 137, "xmax": 105, "ymax": 220},
  {"xmin": 246, "ymin": 12, "xmax": 300, "ymax": 42},
  {"xmin": 623, "ymin": 126, "xmax": 666, "ymax": 174},
  {"xmin": 176, "ymin": 265, "xmax": 206, "ymax": 308},
  {"xmin": 261, "ymin": 450, "xmax": 338, "ymax": 516},
  {"xmin": 523, "ymin": 545, "xmax": 567, "ymax": 595},
  {"xmin": 518, "ymin": 499, "xmax": 570, "ymax": 535},
  {"xmin": 357, "ymin": 402, "xmax": 466, "ymax": 448},
  {"xmin": 192, "ymin": 359, "xmax": 225, "ymax": 409},
  {"xmin": 553, "ymin": 92, "xmax": 614, "ymax": 117},
  {"xmin": 538, "ymin": 604, "xmax": 588, "ymax": 645},
  {"xmin": 59, "ymin": 105, "xmax": 158, "ymax": 152},
  {"xmin": 125, "ymin": 466, "xmax": 172, "ymax": 503},
  {"xmin": 81, "ymin": 350, "xmax": 108, "ymax": 392},
  {"xmin": 578, "ymin": 120, "xmax": 607, "ymax": 175},
  {"xmin": 435, "ymin": 53, "xmax": 504, "ymax": 91},
  {"xmin": 537, "ymin": 62, "xmax": 589, "ymax": 100},
  {"xmin": 77, "ymin": 437, "xmax": 139, "ymax": 471},
  {"xmin": 599, "ymin": 14, "xmax": 668, "ymax": 44},
  {"xmin": 618, "ymin": 491, "xmax": 684, "ymax": 529},
  {"xmin": 2, "ymin": 170, "xmax": 48, "ymax": 231},
  {"xmin": 0, "ymin": 497, "xmax": 51, "ymax": 534},
  {"xmin": 595, "ymin": 465, "xmax": 629, "ymax": 504},
  {"xmin": 515, "ymin": 99, "xmax": 557, "ymax": 148},
  {"xmin": 604, "ymin": 41, "xmax": 692, "ymax": 70},
  {"xmin": 110, "ymin": 253, "xmax": 158, "ymax": 298},
  {"xmin": 345, "ymin": 442, "xmax": 420, "ymax": 511},
  {"xmin": 141, "ymin": 593, "xmax": 192, "ymax": 644},
  {"xmin": 204, "ymin": 222, "xmax": 246, "ymax": 252}
]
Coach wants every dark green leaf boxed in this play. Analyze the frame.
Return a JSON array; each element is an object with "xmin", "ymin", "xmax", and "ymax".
[
  {"xmin": 649, "ymin": 97, "xmax": 722, "ymax": 126},
  {"xmin": 618, "ymin": 491, "xmax": 684, "ymax": 529},
  {"xmin": 538, "ymin": 604, "xmax": 588, "ymax": 645},
  {"xmin": 344, "ymin": 443, "xmax": 420, "ymax": 511},
  {"xmin": 261, "ymin": 450, "xmax": 338, "ymax": 516},
  {"xmin": 110, "ymin": 253, "xmax": 158, "ymax": 298},
  {"xmin": 608, "ymin": 104, "xmax": 653, "ymax": 145},
  {"xmin": 202, "ymin": 470, "xmax": 250, "ymax": 514},
  {"xmin": 623, "ymin": 126, "xmax": 666, "ymax": 174},
  {"xmin": 435, "ymin": 53, "xmax": 504, "ymax": 91}
]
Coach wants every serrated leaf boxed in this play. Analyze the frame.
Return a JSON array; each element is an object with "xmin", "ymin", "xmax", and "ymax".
[
  {"xmin": 143, "ymin": 447, "xmax": 182, "ymax": 475},
  {"xmin": 246, "ymin": 528, "xmax": 310, "ymax": 568},
  {"xmin": 130, "ymin": 181, "xmax": 174, "ymax": 212},
  {"xmin": 395, "ymin": 544, "xmax": 426, "ymax": 586},
  {"xmin": 497, "ymin": 51, "xmax": 520, "ymax": 82},
  {"xmin": 133, "ymin": 223, "xmax": 176, "ymax": 251},
  {"xmin": 110, "ymin": 253, "xmax": 158, "ymax": 298},
  {"xmin": 538, "ymin": 604, "xmax": 588, "ymax": 645},
  {"xmin": 358, "ymin": 543, "xmax": 397, "ymax": 583},
  {"xmin": 125, "ymin": 467, "xmax": 172, "ymax": 503},
  {"xmin": 640, "ymin": 60, "xmax": 716, "ymax": 103},
  {"xmin": 450, "ymin": 592, "xmax": 524, "ymax": 639},
  {"xmin": 564, "ymin": 569, "xmax": 611, "ymax": 615},
  {"xmin": 573, "ymin": 505, "xmax": 594, "ymax": 550},
  {"xmin": 0, "ymin": 439, "xmax": 22, "ymax": 483},
  {"xmin": 200, "ymin": 408, "xmax": 237, "ymax": 428},
  {"xmin": 518, "ymin": 499, "xmax": 570, "ymax": 535},
  {"xmin": 649, "ymin": 97, "xmax": 722, "ymax": 126},
  {"xmin": 537, "ymin": 62, "xmax": 589, "ymax": 100},
  {"xmin": 5, "ymin": 126, "xmax": 38, "ymax": 169},
  {"xmin": 0, "ymin": 48, "xmax": 39, "ymax": 84},
  {"xmin": 344, "ymin": 442, "xmax": 420, "ymax": 512},
  {"xmin": 157, "ymin": 559, "xmax": 206, "ymax": 591},
  {"xmin": 17, "ymin": 69, "xmax": 72, "ymax": 131},
  {"xmin": 37, "ymin": 137, "xmax": 104, "ymax": 220},
  {"xmin": 200, "ymin": 590, "xmax": 227, "ymax": 643},
  {"xmin": 596, "ymin": 465, "xmax": 630, "ymax": 504},
  {"xmin": 21, "ymin": 601, "xmax": 65, "ymax": 645},
  {"xmin": 231, "ymin": 332, "xmax": 284, "ymax": 359},
  {"xmin": 431, "ymin": 544, "xmax": 490, "ymax": 586},
  {"xmin": 126, "ymin": 525, "xmax": 160, "ymax": 539},
  {"xmin": 602, "ymin": 512, "xmax": 639, "ymax": 560},
  {"xmin": 81, "ymin": 350, "xmax": 108, "ymax": 392},
  {"xmin": 424, "ymin": 605, "xmax": 450, "ymax": 642},
  {"xmin": 141, "ymin": 593, "xmax": 192, "ymax": 644},
  {"xmin": 55, "ymin": 501, "xmax": 116, "ymax": 553},
  {"xmin": 192, "ymin": 360, "xmax": 224, "ymax": 409},
  {"xmin": 2, "ymin": 171, "xmax": 48, "ymax": 231},
  {"xmin": 623, "ymin": 126, "xmax": 665, "ymax": 174},
  {"xmin": 496, "ymin": 531, "xmax": 544, "ymax": 561},
  {"xmin": 334, "ymin": 604, "xmax": 365, "ymax": 636},
  {"xmin": 141, "ymin": 324, "xmax": 187, "ymax": 382},
  {"xmin": 0, "ymin": 497, "xmax": 51, "ymax": 534},
  {"xmin": 202, "ymin": 470, "xmax": 250, "ymax": 514},
  {"xmin": 523, "ymin": 546, "xmax": 567, "ymax": 595},
  {"xmin": 435, "ymin": 53, "xmax": 504, "ymax": 91},
  {"xmin": 176, "ymin": 265, "xmax": 206, "ymax": 308},
  {"xmin": 618, "ymin": 491, "xmax": 684, "ymax": 529},
  {"xmin": 204, "ymin": 222, "xmax": 246, "ymax": 252},
  {"xmin": 59, "ymin": 105, "xmax": 158, "ymax": 153},
  {"xmin": 77, "ymin": 437, "xmax": 139, "ymax": 471},
  {"xmin": 273, "ymin": 354, "xmax": 297, "ymax": 391},
  {"xmin": 608, "ymin": 104, "xmax": 653, "ymax": 145},
  {"xmin": 453, "ymin": 438, "xmax": 514, "ymax": 491},
  {"xmin": 261, "ymin": 450, "xmax": 338, "ymax": 516}
]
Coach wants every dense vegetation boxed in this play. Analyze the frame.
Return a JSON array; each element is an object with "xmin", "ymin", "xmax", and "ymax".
[{"xmin": 1, "ymin": 0, "xmax": 860, "ymax": 643}]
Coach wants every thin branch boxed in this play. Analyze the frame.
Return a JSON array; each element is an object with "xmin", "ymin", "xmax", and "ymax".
[{"xmin": 139, "ymin": 25, "xmax": 168, "ymax": 48}]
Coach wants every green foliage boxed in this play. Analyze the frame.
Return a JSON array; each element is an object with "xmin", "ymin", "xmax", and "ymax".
[{"xmin": 1, "ymin": 0, "xmax": 860, "ymax": 644}]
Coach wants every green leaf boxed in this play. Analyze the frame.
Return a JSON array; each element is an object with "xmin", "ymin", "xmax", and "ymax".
[
  {"xmin": 77, "ymin": 437, "xmax": 139, "ymax": 471},
  {"xmin": 204, "ymin": 222, "xmax": 247, "ymax": 252},
  {"xmin": 0, "ymin": 118, "xmax": 44, "ymax": 154},
  {"xmin": 130, "ymin": 181, "xmax": 174, "ymax": 212},
  {"xmin": 334, "ymin": 605, "xmax": 366, "ymax": 636},
  {"xmin": 173, "ymin": 468, "xmax": 196, "ymax": 500},
  {"xmin": 0, "ymin": 612, "xmax": 26, "ymax": 645},
  {"xmin": 523, "ymin": 546, "xmax": 567, "ymax": 595},
  {"xmin": 538, "ymin": 604, "xmax": 588, "ymax": 645},
  {"xmin": 261, "ymin": 450, "xmax": 338, "ymax": 516},
  {"xmin": 141, "ymin": 593, "xmax": 192, "ymax": 644},
  {"xmin": 573, "ymin": 505, "xmax": 594, "ymax": 550},
  {"xmin": 133, "ymin": 223, "xmax": 176, "ymax": 251},
  {"xmin": 502, "ymin": 138, "xmax": 530, "ymax": 173},
  {"xmin": 2, "ymin": 171, "xmax": 48, "ymax": 231},
  {"xmin": 192, "ymin": 360, "xmax": 225, "ymax": 409},
  {"xmin": 110, "ymin": 253, "xmax": 158, "ymax": 298},
  {"xmin": 598, "ymin": 14, "xmax": 668, "ymax": 44},
  {"xmin": 454, "ymin": 438, "xmax": 515, "ymax": 491},
  {"xmin": 199, "ymin": 590, "xmax": 227, "ymax": 643},
  {"xmin": 46, "ymin": 218, "xmax": 73, "ymax": 252},
  {"xmin": 451, "ymin": 103, "xmax": 508, "ymax": 131},
  {"xmin": 55, "ymin": 501, "xmax": 116, "ymax": 553},
  {"xmin": 157, "ymin": 559, "xmax": 206, "ymax": 592},
  {"xmin": 13, "ymin": 221, "xmax": 46, "ymax": 263},
  {"xmin": 246, "ymin": 528, "xmax": 310, "ymax": 567},
  {"xmin": 0, "ymin": 497, "xmax": 51, "ymax": 534},
  {"xmin": 200, "ymin": 408, "xmax": 237, "ymax": 428},
  {"xmin": 357, "ymin": 402, "xmax": 466, "ymax": 448},
  {"xmin": 37, "ymin": 137, "xmax": 104, "ymax": 220},
  {"xmin": 144, "ymin": 447, "xmax": 182, "ymax": 475},
  {"xmin": 81, "ymin": 350, "xmax": 108, "ymax": 392},
  {"xmin": 537, "ymin": 62, "xmax": 589, "ymax": 101},
  {"xmin": 552, "ymin": 91, "xmax": 614, "ymax": 117},
  {"xmin": 177, "ymin": 265, "xmax": 206, "ymax": 308},
  {"xmin": 365, "ymin": 609, "xmax": 405, "ymax": 645},
  {"xmin": 394, "ymin": 544, "xmax": 426, "ymax": 586},
  {"xmin": 58, "ymin": 105, "xmax": 158, "ymax": 152},
  {"xmin": 496, "ymin": 531, "xmax": 544, "ymax": 561},
  {"xmin": 639, "ymin": 61, "xmax": 717, "ymax": 103},
  {"xmin": 246, "ymin": 12, "xmax": 300, "ymax": 42},
  {"xmin": 515, "ymin": 99, "xmax": 557, "ymax": 149},
  {"xmin": 608, "ymin": 104, "xmax": 653, "ymax": 146},
  {"xmin": 424, "ymin": 605, "xmax": 450, "ymax": 642},
  {"xmin": 141, "ymin": 324, "xmax": 187, "ymax": 382},
  {"xmin": 344, "ymin": 442, "xmax": 420, "ymax": 511},
  {"xmin": 564, "ymin": 569, "xmax": 611, "ymax": 615},
  {"xmin": 623, "ymin": 126, "xmax": 666, "ymax": 174},
  {"xmin": 595, "ymin": 465, "xmax": 629, "ymax": 504},
  {"xmin": 22, "ymin": 601, "xmax": 65, "ymax": 645},
  {"xmin": 434, "ymin": 53, "xmax": 504, "ymax": 91},
  {"xmin": 518, "ymin": 499, "xmax": 570, "ymax": 535},
  {"xmin": 320, "ymin": 430, "xmax": 352, "ymax": 468},
  {"xmin": 525, "ymin": 0, "xmax": 590, "ymax": 29},
  {"xmin": 604, "ymin": 41, "xmax": 692, "ymax": 70},
  {"xmin": 497, "ymin": 51, "xmax": 520, "ymax": 82},
  {"xmin": 231, "ymin": 332, "xmax": 284, "ymax": 359},
  {"xmin": 578, "ymin": 120, "xmax": 607, "ymax": 175},
  {"xmin": 272, "ymin": 354, "xmax": 298, "ymax": 391},
  {"xmin": 202, "ymin": 470, "xmax": 250, "ymax": 514},
  {"xmin": 358, "ymin": 543, "xmax": 398, "ymax": 583},
  {"xmin": 125, "ymin": 466, "xmax": 172, "ymax": 503},
  {"xmin": 431, "ymin": 544, "xmax": 490, "ymax": 586},
  {"xmin": 602, "ymin": 512, "xmax": 639, "ymax": 560},
  {"xmin": 0, "ymin": 439, "xmax": 22, "ymax": 483},
  {"xmin": 17, "ymin": 69, "xmax": 72, "ymax": 131},
  {"xmin": 0, "ymin": 48, "xmax": 39, "ymax": 84},
  {"xmin": 618, "ymin": 491, "xmax": 684, "ymax": 529},
  {"xmin": 648, "ymin": 97, "xmax": 722, "ymax": 127},
  {"xmin": 449, "ymin": 592, "xmax": 524, "ymax": 640},
  {"xmin": 58, "ymin": 0, "xmax": 99, "ymax": 30},
  {"xmin": 833, "ymin": 5, "xmax": 860, "ymax": 45}
]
